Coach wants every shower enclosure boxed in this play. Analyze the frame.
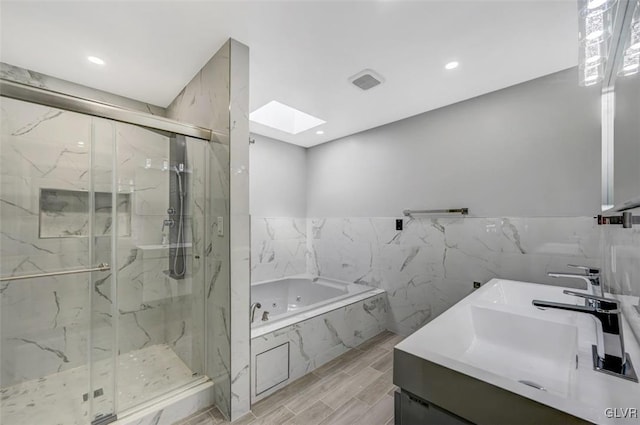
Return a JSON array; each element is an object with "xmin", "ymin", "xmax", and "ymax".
[{"xmin": 0, "ymin": 93, "xmax": 209, "ymax": 424}]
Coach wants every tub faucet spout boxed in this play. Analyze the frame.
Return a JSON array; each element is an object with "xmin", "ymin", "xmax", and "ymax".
[{"xmin": 250, "ymin": 302, "xmax": 261, "ymax": 323}]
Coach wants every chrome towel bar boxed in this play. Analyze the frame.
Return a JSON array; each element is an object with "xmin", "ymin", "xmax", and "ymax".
[
  {"xmin": 0, "ymin": 263, "xmax": 110, "ymax": 282},
  {"xmin": 402, "ymin": 208, "xmax": 469, "ymax": 216}
]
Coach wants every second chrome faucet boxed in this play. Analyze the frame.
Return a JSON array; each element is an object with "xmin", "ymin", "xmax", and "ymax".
[
  {"xmin": 548, "ymin": 264, "xmax": 604, "ymax": 302},
  {"xmin": 533, "ymin": 263, "xmax": 638, "ymax": 383}
]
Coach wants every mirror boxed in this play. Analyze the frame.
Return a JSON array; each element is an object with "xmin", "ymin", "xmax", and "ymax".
[
  {"xmin": 613, "ymin": 68, "xmax": 640, "ymax": 205},
  {"xmin": 603, "ymin": 0, "xmax": 640, "ymax": 208}
]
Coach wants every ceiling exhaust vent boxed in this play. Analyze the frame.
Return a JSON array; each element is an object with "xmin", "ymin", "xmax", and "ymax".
[{"xmin": 349, "ymin": 69, "xmax": 384, "ymax": 91}]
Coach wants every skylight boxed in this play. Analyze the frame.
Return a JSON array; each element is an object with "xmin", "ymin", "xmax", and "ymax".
[{"xmin": 250, "ymin": 101, "xmax": 326, "ymax": 134}]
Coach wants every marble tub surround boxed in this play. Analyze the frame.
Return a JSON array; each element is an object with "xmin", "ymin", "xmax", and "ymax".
[
  {"xmin": 179, "ymin": 331, "xmax": 404, "ymax": 425},
  {"xmin": 251, "ymin": 292, "xmax": 388, "ymax": 403},
  {"xmin": 250, "ymin": 217, "xmax": 308, "ymax": 283},
  {"xmin": 307, "ymin": 216, "xmax": 601, "ymax": 336},
  {"xmin": 251, "ymin": 277, "xmax": 385, "ymax": 338}
]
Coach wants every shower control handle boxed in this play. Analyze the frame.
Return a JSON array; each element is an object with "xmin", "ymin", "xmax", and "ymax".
[
  {"xmin": 162, "ymin": 219, "xmax": 175, "ymax": 231},
  {"xmin": 167, "ymin": 207, "xmax": 176, "ymax": 215}
]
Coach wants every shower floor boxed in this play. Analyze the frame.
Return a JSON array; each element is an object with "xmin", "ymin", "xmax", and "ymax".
[{"xmin": 1, "ymin": 344, "xmax": 198, "ymax": 425}]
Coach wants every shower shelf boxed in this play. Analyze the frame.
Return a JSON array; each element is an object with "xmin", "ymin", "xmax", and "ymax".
[{"xmin": 137, "ymin": 243, "xmax": 192, "ymax": 251}]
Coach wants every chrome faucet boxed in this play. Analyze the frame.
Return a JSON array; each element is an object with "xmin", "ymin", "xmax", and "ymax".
[
  {"xmin": 548, "ymin": 264, "xmax": 603, "ymax": 303},
  {"xmin": 532, "ymin": 291, "xmax": 637, "ymax": 382},
  {"xmin": 250, "ymin": 302, "xmax": 262, "ymax": 323},
  {"xmin": 262, "ymin": 311, "xmax": 270, "ymax": 321}
]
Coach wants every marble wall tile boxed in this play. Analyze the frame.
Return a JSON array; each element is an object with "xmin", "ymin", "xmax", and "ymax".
[
  {"xmin": 166, "ymin": 38, "xmax": 255, "ymax": 420},
  {"xmin": 228, "ymin": 38, "xmax": 251, "ymax": 420},
  {"xmin": 1, "ymin": 98, "xmax": 94, "ymax": 386},
  {"xmin": 308, "ymin": 216, "xmax": 601, "ymax": 336},
  {"xmin": 206, "ymin": 142, "xmax": 232, "ymax": 419},
  {"xmin": 251, "ymin": 217, "xmax": 308, "ymax": 283},
  {"xmin": 0, "ymin": 98, "xmax": 204, "ymax": 395},
  {"xmin": 250, "ymin": 293, "xmax": 387, "ymax": 403}
]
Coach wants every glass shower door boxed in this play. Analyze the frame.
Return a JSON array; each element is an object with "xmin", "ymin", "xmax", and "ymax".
[
  {"xmin": 1, "ymin": 96, "xmax": 208, "ymax": 424},
  {"xmin": 112, "ymin": 123, "xmax": 206, "ymax": 414},
  {"xmin": 0, "ymin": 97, "xmax": 117, "ymax": 425}
]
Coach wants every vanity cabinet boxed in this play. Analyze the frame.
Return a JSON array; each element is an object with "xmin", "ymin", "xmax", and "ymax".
[
  {"xmin": 393, "ymin": 341, "xmax": 590, "ymax": 425},
  {"xmin": 394, "ymin": 389, "xmax": 471, "ymax": 425}
]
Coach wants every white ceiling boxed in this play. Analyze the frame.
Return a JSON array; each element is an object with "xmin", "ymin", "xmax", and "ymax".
[{"xmin": 0, "ymin": 1, "xmax": 578, "ymax": 147}]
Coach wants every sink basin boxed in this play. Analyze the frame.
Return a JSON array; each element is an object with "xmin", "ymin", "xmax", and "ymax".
[
  {"xmin": 394, "ymin": 278, "xmax": 640, "ymax": 424},
  {"xmin": 426, "ymin": 304, "xmax": 578, "ymax": 397}
]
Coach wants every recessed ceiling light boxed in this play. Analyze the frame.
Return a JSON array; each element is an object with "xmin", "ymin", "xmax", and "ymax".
[
  {"xmin": 87, "ymin": 56, "xmax": 105, "ymax": 65},
  {"xmin": 316, "ymin": 130, "xmax": 324, "ymax": 135},
  {"xmin": 445, "ymin": 61, "xmax": 459, "ymax": 70},
  {"xmin": 250, "ymin": 100, "xmax": 326, "ymax": 135}
]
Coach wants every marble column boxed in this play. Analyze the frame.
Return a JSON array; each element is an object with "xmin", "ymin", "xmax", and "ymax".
[{"xmin": 166, "ymin": 38, "xmax": 251, "ymax": 421}]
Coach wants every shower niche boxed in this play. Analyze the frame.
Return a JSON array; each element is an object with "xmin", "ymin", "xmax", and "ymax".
[{"xmin": 39, "ymin": 188, "xmax": 131, "ymax": 238}]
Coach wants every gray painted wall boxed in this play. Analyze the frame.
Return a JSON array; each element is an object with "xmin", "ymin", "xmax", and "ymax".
[
  {"xmin": 250, "ymin": 134, "xmax": 307, "ymax": 217},
  {"xmin": 306, "ymin": 68, "xmax": 602, "ymax": 218}
]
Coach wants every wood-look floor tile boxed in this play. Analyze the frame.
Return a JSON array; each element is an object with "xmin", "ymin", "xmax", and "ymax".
[
  {"xmin": 312, "ymin": 348, "xmax": 364, "ymax": 377},
  {"xmin": 318, "ymin": 398, "xmax": 369, "ymax": 425},
  {"xmin": 285, "ymin": 371, "xmax": 350, "ymax": 414},
  {"xmin": 379, "ymin": 334, "xmax": 405, "ymax": 351},
  {"xmin": 354, "ymin": 394, "xmax": 394, "ymax": 425},
  {"xmin": 230, "ymin": 411, "xmax": 257, "ymax": 425},
  {"xmin": 222, "ymin": 331, "xmax": 404, "ymax": 425},
  {"xmin": 208, "ymin": 407, "xmax": 226, "ymax": 423},
  {"xmin": 321, "ymin": 366, "xmax": 383, "ymax": 410},
  {"xmin": 187, "ymin": 411, "xmax": 217, "ymax": 425},
  {"xmin": 355, "ymin": 331, "xmax": 394, "ymax": 352},
  {"xmin": 341, "ymin": 346, "xmax": 389, "ymax": 376},
  {"xmin": 251, "ymin": 405, "xmax": 294, "ymax": 425},
  {"xmin": 283, "ymin": 400, "xmax": 333, "ymax": 425},
  {"xmin": 356, "ymin": 368, "xmax": 394, "ymax": 405},
  {"xmin": 251, "ymin": 372, "xmax": 321, "ymax": 417},
  {"xmin": 371, "ymin": 351, "xmax": 393, "ymax": 372}
]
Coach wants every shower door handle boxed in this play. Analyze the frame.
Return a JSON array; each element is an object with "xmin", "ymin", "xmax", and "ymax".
[{"xmin": 0, "ymin": 263, "xmax": 110, "ymax": 282}]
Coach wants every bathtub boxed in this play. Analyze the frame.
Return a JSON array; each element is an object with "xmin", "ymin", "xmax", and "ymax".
[
  {"xmin": 250, "ymin": 276, "xmax": 382, "ymax": 336},
  {"xmin": 250, "ymin": 276, "xmax": 387, "ymax": 401}
]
